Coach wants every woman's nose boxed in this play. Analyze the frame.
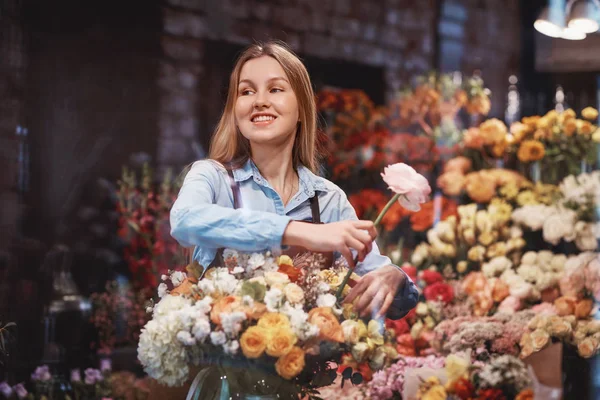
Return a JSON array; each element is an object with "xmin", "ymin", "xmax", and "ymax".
[{"xmin": 253, "ymin": 91, "xmax": 271, "ymax": 108}]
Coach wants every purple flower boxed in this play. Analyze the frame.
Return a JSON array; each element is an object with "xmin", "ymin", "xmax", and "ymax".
[
  {"xmin": 31, "ymin": 365, "xmax": 52, "ymax": 382},
  {"xmin": 100, "ymin": 358, "xmax": 112, "ymax": 372},
  {"xmin": 84, "ymin": 368, "xmax": 103, "ymax": 385},
  {"xmin": 13, "ymin": 383, "xmax": 28, "ymax": 399},
  {"xmin": 70, "ymin": 369, "xmax": 81, "ymax": 382},
  {"xmin": 0, "ymin": 382, "xmax": 13, "ymax": 397}
]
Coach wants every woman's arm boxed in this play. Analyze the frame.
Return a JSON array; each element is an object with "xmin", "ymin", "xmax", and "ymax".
[{"xmin": 170, "ymin": 160, "xmax": 292, "ymax": 251}]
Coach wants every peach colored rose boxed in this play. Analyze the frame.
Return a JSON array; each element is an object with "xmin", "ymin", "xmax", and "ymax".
[
  {"xmin": 437, "ymin": 171, "xmax": 465, "ymax": 197},
  {"xmin": 210, "ymin": 296, "xmax": 241, "ymax": 325},
  {"xmin": 554, "ymin": 296, "xmax": 576, "ymax": 316},
  {"xmin": 530, "ymin": 329, "xmax": 550, "ymax": 351},
  {"xmin": 498, "ymin": 296, "xmax": 521, "ymax": 314},
  {"xmin": 444, "ymin": 157, "xmax": 472, "ymax": 174},
  {"xmin": 463, "ymin": 127, "xmax": 484, "ymax": 149},
  {"xmin": 308, "ymin": 307, "xmax": 344, "ymax": 343},
  {"xmin": 283, "ymin": 283, "xmax": 304, "ymax": 304},
  {"xmin": 247, "ymin": 302, "xmax": 267, "ymax": 320},
  {"xmin": 548, "ymin": 319, "xmax": 572, "ymax": 338},
  {"xmin": 462, "ymin": 272, "xmax": 489, "ymax": 295},
  {"xmin": 266, "ymin": 327, "xmax": 297, "ymax": 357},
  {"xmin": 381, "ymin": 163, "xmax": 431, "ymax": 212},
  {"xmin": 240, "ymin": 326, "xmax": 268, "ymax": 358},
  {"xmin": 577, "ymin": 337, "xmax": 598, "ymax": 358},
  {"xmin": 275, "ymin": 346, "xmax": 305, "ymax": 379},
  {"xmin": 575, "ymin": 298, "xmax": 594, "ymax": 319},
  {"xmin": 465, "ymin": 172, "xmax": 496, "ymax": 203}
]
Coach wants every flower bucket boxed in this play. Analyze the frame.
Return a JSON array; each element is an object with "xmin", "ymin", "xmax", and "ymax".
[{"xmin": 523, "ymin": 342, "xmax": 563, "ymax": 390}]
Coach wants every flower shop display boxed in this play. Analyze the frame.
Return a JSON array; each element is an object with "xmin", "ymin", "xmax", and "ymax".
[{"xmin": 116, "ymin": 164, "xmax": 186, "ymax": 290}]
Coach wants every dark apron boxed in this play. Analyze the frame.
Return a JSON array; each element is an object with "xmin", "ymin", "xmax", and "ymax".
[{"xmin": 206, "ymin": 168, "xmax": 334, "ymax": 272}]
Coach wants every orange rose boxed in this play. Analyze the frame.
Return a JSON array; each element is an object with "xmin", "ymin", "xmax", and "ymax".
[
  {"xmin": 308, "ymin": 307, "xmax": 344, "ymax": 342},
  {"xmin": 517, "ymin": 140, "xmax": 545, "ymax": 163},
  {"xmin": 575, "ymin": 298, "xmax": 594, "ymax": 319},
  {"xmin": 277, "ymin": 264, "xmax": 302, "ymax": 283},
  {"xmin": 463, "ymin": 127, "xmax": 484, "ymax": 149},
  {"xmin": 266, "ymin": 327, "xmax": 297, "ymax": 357},
  {"xmin": 479, "ymin": 118, "xmax": 508, "ymax": 146},
  {"xmin": 210, "ymin": 296, "xmax": 241, "ymax": 325},
  {"xmin": 582, "ymin": 107, "xmax": 599, "ymax": 121},
  {"xmin": 564, "ymin": 118, "xmax": 577, "ymax": 136},
  {"xmin": 437, "ymin": 171, "xmax": 465, "ymax": 197},
  {"xmin": 240, "ymin": 326, "xmax": 268, "ymax": 358},
  {"xmin": 170, "ymin": 277, "xmax": 198, "ymax": 298},
  {"xmin": 492, "ymin": 279, "xmax": 510, "ymax": 303},
  {"xmin": 465, "ymin": 172, "xmax": 496, "ymax": 203},
  {"xmin": 444, "ymin": 156, "xmax": 472, "ymax": 174},
  {"xmin": 554, "ymin": 296, "xmax": 576, "ymax": 316},
  {"xmin": 516, "ymin": 389, "xmax": 534, "ymax": 400},
  {"xmin": 463, "ymin": 272, "xmax": 489, "ymax": 296},
  {"xmin": 275, "ymin": 346, "xmax": 305, "ymax": 379}
]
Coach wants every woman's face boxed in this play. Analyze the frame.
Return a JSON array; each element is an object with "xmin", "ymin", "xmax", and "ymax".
[{"xmin": 235, "ymin": 56, "xmax": 300, "ymax": 147}]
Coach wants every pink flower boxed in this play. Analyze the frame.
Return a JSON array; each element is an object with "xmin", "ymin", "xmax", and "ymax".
[
  {"xmin": 381, "ymin": 163, "xmax": 431, "ymax": 212},
  {"xmin": 13, "ymin": 384, "xmax": 28, "ymax": 399},
  {"xmin": 531, "ymin": 302, "xmax": 558, "ymax": 316},
  {"xmin": 497, "ymin": 296, "xmax": 521, "ymax": 314}
]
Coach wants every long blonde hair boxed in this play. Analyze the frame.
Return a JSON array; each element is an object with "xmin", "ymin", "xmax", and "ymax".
[{"xmin": 208, "ymin": 41, "xmax": 320, "ymax": 173}]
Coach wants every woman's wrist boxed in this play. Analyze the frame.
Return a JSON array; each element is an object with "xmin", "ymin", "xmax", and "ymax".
[{"xmin": 282, "ymin": 221, "xmax": 306, "ymax": 247}]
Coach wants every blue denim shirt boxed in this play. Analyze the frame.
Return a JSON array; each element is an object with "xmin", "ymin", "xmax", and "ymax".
[{"xmin": 170, "ymin": 159, "xmax": 418, "ymax": 319}]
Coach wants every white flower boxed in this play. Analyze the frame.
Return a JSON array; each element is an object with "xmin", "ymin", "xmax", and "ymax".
[
  {"xmin": 158, "ymin": 283, "xmax": 169, "ymax": 299},
  {"xmin": 241, "ymin": 295, "xmax": 254, "ymax": 307},
  {"xmin": 284, "ymin": 283, "xmax": 305, "ymax": 304},
  {"xmin": 550, "ymin": 254, "xmax": 567, "ymax": 272},
  {"xmin": 264, "ymin": 271, "xmax": 290, "ymax": 287},
  {"xmin": 232, "ymin": 266, "xmax": 245, "ymax": 274},
  {"xmin": 510, "ymin": 226, "xmax": 523, "ymax": 238},
  {"xmin": 210, "ymin": 268, "xmax": 239, "ymax": 295},
  {"xmin": 220, "ymin": 312, "xmax": 247, "ymax": 337},
  {"xmin": 281, "ymin": 303, "xmax": 319, "ymax": 340},
  {"xmin": 575, "ymin": 222, "xmax": 598, "ymax": 251},
  {"xmin": 176, "ymin": 331, "xmax": 196, "ymax": 346},
  {"xmin": 537, "ymin": 250, "xmax": 554, "ymax": 266},
  {"xmin": 210, "ymin": 331, "xmax": 227, "ymax": 346},
  {"xmin": 264, "ymin": 288, "xmax": 284, "ymax": 312},
  {"xmin": 247, "ymin": 253, "xmax": 266, "ymax": 270},
  {"xmin": 510, "ymin": 281, "xmax": 533, "ymax": 300},
  {"xmin": 145, "ymin": 306, "xmax": 153, "ymax": 313},
  {"xmin": 520, "ymin": 251, "xmax": 537, "ymax": 266},
  {"xmin": 317, "ymin": 282, "xmax": 331, "ymax": 294},
  {"xmin": 171, "ymin": 271, "xmax": 186, "ymax": 287},
  {"xmin": 192, "ymin": 318, "xmax": 211, "ymax": 342},
  {"xmin": 161, "ymin": 274, "xmax": 168, "ymax": 281},
  {"xmin": 153, "ymin": 295, "xmax": 192, "ymax": 319},
  {"xmin": 197, "ymin": 280, "xmax": 215, "ymax": 295},
  {"xmin": 543, "ymin": 210, "xmax": 576, "ymax": 245},
  {"xmin": 316, "ymin": 293, "xmax": 337, "ymax": 308},
  {"xmin": 223, "ymin": 340, "xmax": 240, "ymax": 355}
]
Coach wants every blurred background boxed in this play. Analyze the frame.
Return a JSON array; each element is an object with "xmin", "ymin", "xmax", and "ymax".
[{"xmin": 1, "ymin": 0, "xmax": 600, "ymax": 398}]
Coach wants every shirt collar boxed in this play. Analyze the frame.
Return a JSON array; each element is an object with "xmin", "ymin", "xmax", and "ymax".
[{"xmin": 232, "ymin": 159, "xmax": 327, "ymax": 196}]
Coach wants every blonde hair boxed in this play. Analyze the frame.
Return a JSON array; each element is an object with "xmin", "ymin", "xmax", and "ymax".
[{"xmin": 208, "ymin": 40, "xmax": 320, "ymax": 173}]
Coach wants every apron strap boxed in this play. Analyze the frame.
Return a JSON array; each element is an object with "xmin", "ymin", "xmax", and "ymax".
[
  {"xmin": 309, "ymin": 195, "xmax": 321, "ymax": 223},
  {"xmin": 226, "ymin": 167, "xmax": 241, "ymax": 209}
]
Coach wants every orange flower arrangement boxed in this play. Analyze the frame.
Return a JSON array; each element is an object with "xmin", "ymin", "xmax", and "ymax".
[{"xmin": 517, "ymin": 140, "xmax": 545, "ymax": 163}]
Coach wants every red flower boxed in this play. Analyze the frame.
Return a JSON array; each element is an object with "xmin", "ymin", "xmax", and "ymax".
[
  {"xmin": 386, "ymin": 318, "xmax": 410, "ymax": 335},
  {"xmin": 401, "ymin": 264, "xmax": 418, "ymax": 282},
  {"xmin": 477, "ymin": 389, "xmax": 507, "ymax": 400},
  {"xmin": 450, "ymin": 377, "xmax": 474, "ymax": 399},
  {"xmin": 420, "ymin": 270, "xmax": 444, "ymax": 285},
  {"xmin": 423, "ymin": 282, "xmax": 454, "ymax": 303}
]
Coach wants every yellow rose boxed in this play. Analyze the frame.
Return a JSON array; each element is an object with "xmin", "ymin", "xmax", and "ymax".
[
  {"xmin": 367, "ymin": 319, "xmax": 385, "ymax": 346},
  {"xmin": 564, "ymin": 118, "xmax": 577, "ymax": 136},
  {"xmin": 467, "ymin": 245, "xmax": 486, "ymax": 262},
  {"xmin": 308, "ymin": 307, "xmax": 344, "ymax": 342},
  {"xmin": 548, "ymin": 319, "xmax": 572, "ymax": 339},
  {"xmin": 266, "ymin": 326, "xmax": 297, "ymax": 357},
  {"xmin": 577, "ymin": 337, "xmax": 599, "ymax": 358},
  {"xmin": 351, "ymin": 342, "xmax": 370, "ymax": 363},
  {"xmin": 275, "ymin": 346, "xmax": 305, "ymax": 379},
  {"xmin": 341, "ymin": 320, "xmax": 362, "ymax": 344},
  {"xmin": 416, "ymin": 302, "xmax": 429, "ymax": 317},
  {"xmin": 420, "ymin": 385, "xmax": 447, "ymax": 400},
  {"xmin": 445, "ymin": 354, "xmax": 470, "ymax": 384},
  {"xmin": 592, "ymin": 128, "xmax": 600, "ymax": 143},
  {"xmin": 478, "ymin": 231, "xmax": 497, "ymax": 247},
  {"xmin": 258, "ymin": 312, "xmax": 290, "ymax": 330},
  {"xmin": 277, "ymin": 255, "xmax": 294, "ymax": 268},
  {"xmin": 457, "ymin": 261, "xmax": 468, "ymax": 274},
  {"xmin": 582, "ymin": 107, "xmax": 599, "ymax": 121},
  {"xmin": 283, "ymin": 283, "xmax": 304, "ymax": 304},
  {"xmin": 579, "ymin": 120, "xmax": 594, "ymax": 135},
  {"xmin": 240, "ymin": 326, "xmax": 268, "ymax": 358},
  {"xmin": 530, "ymin": 329, "xmax": 550, "ymax": 351}
]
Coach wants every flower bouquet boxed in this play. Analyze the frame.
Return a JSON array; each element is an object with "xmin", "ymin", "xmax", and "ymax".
[{"xmin": 137, "ymin": 252, "xmax": 399, "ymax": 399}]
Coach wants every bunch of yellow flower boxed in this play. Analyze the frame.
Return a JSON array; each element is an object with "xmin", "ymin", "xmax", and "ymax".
[
  {"xmin": 338, "ymin": 316, "xmax": 398, "ymax": 371},
  {"xmin": 498, "ymin": 180, "xmax": 560, "ymax": 207}
]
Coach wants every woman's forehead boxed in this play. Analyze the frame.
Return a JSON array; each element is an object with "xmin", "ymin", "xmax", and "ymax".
[{"xmin": 238, "ymin": 56, "xmax": 289, "ymax": 84}]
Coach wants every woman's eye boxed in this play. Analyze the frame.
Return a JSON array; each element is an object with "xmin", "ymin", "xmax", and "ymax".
[
  {"xmin": 270, "ymin": 88, "xmax": 283, "ymax": 93},
  {"xmin": 240, "ymin": 89, "xmax": 254, "ymax": 96}
]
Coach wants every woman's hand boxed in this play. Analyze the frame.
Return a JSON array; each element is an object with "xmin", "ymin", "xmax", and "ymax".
[
  {"xmin": 282, "ymin": 220, "xmax": 377, "ymax": 267},
  {"xmin": 343, "ymin": 265, "xmax": 406, "ymax": 318}
]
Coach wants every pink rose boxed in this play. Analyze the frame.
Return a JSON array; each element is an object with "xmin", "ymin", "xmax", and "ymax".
[
  {"xmin": 381, "ymin": 163, "xmax": 431, "ymax": 212},
  {"xmin": 531, "ymin": 302, "xmax": 558, "ymax": 316},
  {"xmin": 498, "ymin": 296, "xmax": 521, "ymax": 313}
]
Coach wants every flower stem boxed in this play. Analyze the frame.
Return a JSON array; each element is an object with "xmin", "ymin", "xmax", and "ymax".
[
  {"xmin": 374, "ymin": 193, "xmax": 401, "ymax": 227},
  {"xmin": 335, "ymin": 193, "xmax": 402, "ymax": 302}
]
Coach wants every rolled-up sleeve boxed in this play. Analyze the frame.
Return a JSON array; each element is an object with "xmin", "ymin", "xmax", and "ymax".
[
  {"xmin": 337, "ymin": 189, "xmax": 419, "ymax": 320},
  {"xmin": 170, "ymin": 161, "xmax": 292, "ymax": 251}
]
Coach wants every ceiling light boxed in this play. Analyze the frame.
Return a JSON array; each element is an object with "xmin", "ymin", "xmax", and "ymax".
[
  {"xmin": 561, "ymin": 26, "xmax": 588, "ymax": 39},
  {"xmin": 535, "ymin": 6, "xmax": 566, "ymax": 37},
  {"xmin": 568, "ymin": 0, "xmax": 600, "ymax": 33}
]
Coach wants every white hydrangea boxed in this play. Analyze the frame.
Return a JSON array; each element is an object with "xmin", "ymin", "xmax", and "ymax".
[
  {"xmin": 176, "ymin": 331, "xmax": 195, "ymax": 346},
  {"xmin": 171, "ymin": 271, "xmax": 186, "ymax": 287},
  {"xmin": 158, "ymin": 283, "xmax": 169, "ymax": 299},
  {"xmin": 153, "ymin": 295, "xmax": 192, "ymax": 319},
  {"xmin": 232, "ymin": 266, "xmax": 245, "ymax": 275},
  {"xmin": 193, "ymin": 296, "xmax": 213, "ymax": 315},
  {"xmin": 192, "ymin": 318, "xmax": 211, "ymax": 342},
  {"xmin": 316, "ymin": 293, "xmax": 337, "ymax": 308},
  {"xmin": 197, "ymin": 280, "xmax": 215, "ymax": 295},
  {"xmin": 210, "ymin": 331, "xmax": 227, "ymax": 346},
  {"xmin": 482, "ymin": 256, "xmax": 512, "ymax": 278},
  {"xmin": 210, "ymin": 268, "xmax": 239, "ymax": 295},
  {"xmin": 281, "ymin": 303, "xmax": 319, "ymax": 341},
  {"xmin": 317, "ymin": 282, "xmax": 331, "ymax": 294},
  {"xmin": 220, "ymin": 311, "xmax": 247, "ymax": 337},
  {"xmin": 223, "ymin": 340, "xmax": 240, "ymax": 355},
  {"xmin": 247, "ymin": 253, "xmax": 266, "ymax": 270},
  {"xmin": 264, "ymin": 288, "xmax": 284, "ymax": 312}
]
